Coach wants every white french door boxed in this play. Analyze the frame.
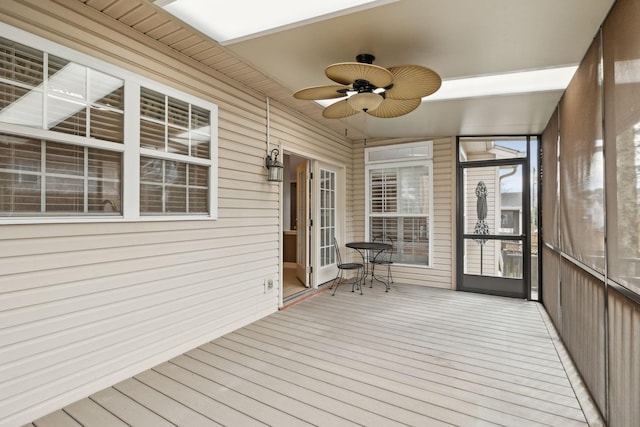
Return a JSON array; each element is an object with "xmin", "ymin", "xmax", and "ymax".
[
  {"xmin": 313, "ymin": 162, "xmax": 340, "ymax": 285},
  {"xmin": 296, "ymin": 160, "xmax": 310, "ymax": 287},
  {"xmin": 289, "ymin": 155, "xmax": 342, "ymax": 290}
]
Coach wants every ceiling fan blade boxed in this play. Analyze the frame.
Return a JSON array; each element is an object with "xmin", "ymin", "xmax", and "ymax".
[
  {"xmin": 384, "ymin": 65, "xmax": 442, "ymax": 100},
  {"xmin": 293, "ymin": 85, "xmax": 349, "ymax": 100},
  {"xmin": 366, "ymin": 97, "xmax": 421, "ymax": 118},
  {"xmin": 325, "ymin": 62, "xmax": 393, "ymax": 87},
  {"xmin": 322, "ymin": 99, "xmax": 359, "ymax": 119}
]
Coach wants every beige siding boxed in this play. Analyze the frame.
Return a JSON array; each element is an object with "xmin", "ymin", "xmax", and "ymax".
[
  {"xmin": 0, "ymin": 1, "xmax": 353, "ymax": 426},
  {"xmin": 432, "ymin": 139, "xmax": 455, "ymax": 288},
  {"xmin": 352, "ymin": 137, "xmax": 454, "ymax": 289}
]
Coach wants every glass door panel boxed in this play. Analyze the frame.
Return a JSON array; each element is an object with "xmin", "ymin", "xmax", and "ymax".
[
  {"xmin": 463, "ymin": 238, "xmax": 523, "ymax": 279},
  {"xmin": 315, "ymin": 163, "xmax": 340, "ymax": 285}
]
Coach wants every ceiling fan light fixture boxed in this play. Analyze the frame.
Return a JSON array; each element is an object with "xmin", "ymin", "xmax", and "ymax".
[
  {"xmin": 295, "ymin": 54, "xmax": 440, "ymax": 119},
  {"xmin": 347, "ymin": 92, "xmax": 383, "ymax": 112}
]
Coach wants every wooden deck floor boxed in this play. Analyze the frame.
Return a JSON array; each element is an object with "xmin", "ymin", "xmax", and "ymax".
[{"xmin": 26, "ymin": 284, "xmax": 602, "ymax": 426}]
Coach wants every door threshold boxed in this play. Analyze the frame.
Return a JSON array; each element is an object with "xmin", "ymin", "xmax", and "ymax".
[{"xmin": 281, "ymin": 284, "xmax": 330, "ymax": 309}]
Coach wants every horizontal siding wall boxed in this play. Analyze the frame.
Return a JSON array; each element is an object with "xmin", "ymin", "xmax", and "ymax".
[
  {"xmin": 350, "ymin": 140, "xmax": 367, "ymax": 262},
  {"xmin": 431, "ymin": 138, "xmax": 455, "ymax": 289},
  {"xmin": 0, "ymin": 1, "xmax": 352, "ymax": 426},
  {"xmin": 352, "ymin": 137, "xmax": 454, "ymax": 289}
]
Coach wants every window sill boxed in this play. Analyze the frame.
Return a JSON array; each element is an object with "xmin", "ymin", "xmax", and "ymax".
[{"xmin": 0, "ymin": 214, "xmax": 217, "ymax": 225}]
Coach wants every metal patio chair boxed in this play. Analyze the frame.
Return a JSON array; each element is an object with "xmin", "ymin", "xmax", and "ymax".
[
  {"xmin": 370, "ymin": 235, "xmax": 394, "ymax": 291},
  {"xmin": 329, "ymin": 237, "xmax": 364, "ymax": 295}
]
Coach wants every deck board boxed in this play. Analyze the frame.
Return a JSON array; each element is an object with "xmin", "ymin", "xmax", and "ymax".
[
  {"xmin": 31, "ymin": 284, "xmax": 601, "ymax": 426},
  {"xmin": 153, "ymin": 360, "xmax": 313, "ymax": 427},
  {"xmin": 234, "ymin": 324, "xmax": 581, "ymax": 427},
  {"xmin": 135, "ymin": 369, "xmax": 263, "ymax": 426},
  {"xmin": 113, "ymin": 378, "xmax": 221, "ymax": 426},
  {"xmin": 89, "ymin": 388, "xmax": 175, "ymax": 427},
  {"xmin": 197, "ymin": 341, "xmax": 451, "ymax": 426},
  {"xmin": 235, "ymin": 319, "xmax": 585, "ymax": 421},
  {"xmin": 180, "ymin": 349, "xmax": 366, "ymax": 426},
  {"xmin": 63, "ymin": 399, "xmax": 128, "ymax": 427},
  {"xmin": 32, "ymin": 410, "xmax": 82, "ymax": 426}
]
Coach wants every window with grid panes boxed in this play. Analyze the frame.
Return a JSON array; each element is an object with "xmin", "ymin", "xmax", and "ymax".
[
  {"xmin": 0, "ymin": 27, "xmax": 217, "ymax": 221},
  {"xmin": 0, "ymin": 36, "xmax": 124, "ymax": 216},
  {"xmin": 366, "ymin": 141, "xmax": 433, "ymax": 266},
  {"xmin": 139, "ymin": 87, "xmax": 211, "ymax": 214}
]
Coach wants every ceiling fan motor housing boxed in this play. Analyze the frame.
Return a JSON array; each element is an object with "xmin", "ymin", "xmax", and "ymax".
[
  {"xmin": 356, "ymin": 53, "xmax": 375, "ymax": 64},
  {"xmin": 353, "ymin": 79, "xmax": 378, "ymax": 93}
]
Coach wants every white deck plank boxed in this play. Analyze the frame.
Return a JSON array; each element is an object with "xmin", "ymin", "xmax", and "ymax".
[
  {"xmin": 113, "ymin": 377, "xmax": 221, "ymax": 426},
  {"xmin": 235, "ymin": 322, "xmax": 583, "ymax": 427},
  {"xmin": 153, "ymin": 361, "xmax": 313, "ymax": 427},
  {"xmin": 220, "ymin": 325, "xmax": 585, "ymax": 424},
  {"xmin": 272, "ymin": 302, "xmax": 574, "ymax": 388},
  {"xmin": 134, "ymin": 369, "xmax": 265, "ymax": 427},
  {"xmin": 308, "ymin": 291, "xmax": 558, "ymax": 350},
  {"xmin": 298, "ymin": 292, "xmax": 572, "ymax": 379},
  {"xmin": 32, "ymin": 284, "xmax": 599, "ymax": 427},
  {"xmin": 263, "ymin": 309, "xmax": 572, "ymax": 394},
  {"xmin": 63, "ymin": 399, "xmax": 128, "ymax": 427},
  {"xmin": 300, "ymin": 295, "xmax": 567, "ymax": 368},
  {"xmin": 255, "ymin": 308, "xmax": 572, "ymax": 390},
  {"xmin": 198, "ymin": 341, "xmax": 456, "ymax": 426},
  {"xmin": 176, "ymin": 350, "xmax": 367, "ymax": 427},
  {"xmin": 269, "ymin": 306, "xmax": 568, "ymax": 378},
  {"xmin": 89, "ymin": 388, "xmax": 176, "ymax": 427},
  {"xmin": 32, "ymin": 410, "xmax": 81, "ymax": 427}
]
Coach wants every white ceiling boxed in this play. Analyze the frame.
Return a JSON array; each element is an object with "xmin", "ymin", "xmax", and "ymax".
[{"xmin": 161, "ymin": 0, "xmax": 615, "ymax": 140}]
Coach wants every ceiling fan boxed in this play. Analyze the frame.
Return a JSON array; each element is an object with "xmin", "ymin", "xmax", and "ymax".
[{"xmin": 293, "ymin": 53, "xmax": 441, "ymax": 119}]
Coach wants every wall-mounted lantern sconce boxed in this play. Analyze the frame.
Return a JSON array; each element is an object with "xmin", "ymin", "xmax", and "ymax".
[{"xmin": 265, "ymin": 148, "xmax": 284, "ymax": 182}]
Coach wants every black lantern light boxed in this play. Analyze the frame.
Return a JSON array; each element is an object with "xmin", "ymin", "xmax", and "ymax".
[{"xmin": 265, "ymin": 148, "xmax": 284, "ymax": 182}]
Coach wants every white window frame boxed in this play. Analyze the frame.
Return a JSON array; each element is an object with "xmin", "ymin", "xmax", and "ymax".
[
  {"xmin": 0, "ymin": 23, "xmax": 218, "ymax": 224},
  {"xmin": 365, "ymin": 141, "xmax": 434, "ymax": 268}
]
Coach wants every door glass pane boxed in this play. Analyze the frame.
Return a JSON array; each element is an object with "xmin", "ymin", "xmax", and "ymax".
[
  {"xmin": 462, "ymin": 162, "xmax": 525, "ymax": 280},
  {"xmin": 499, "ymin": 165, "xmax": 522, "ymax": 236},
  {"xmin": 459, "ymin": 137, "xmax": 527, "ymax": 162},
  {"xmin": 464, "ymin": 165, "xmax": 523, "ymax": 237},
  {"xmin": 464, "ymin": 238, "xmax": 523, "ymax": 279},
  {"xmin": 320, "ymin": 168, "xmax": 336, "ymax": 267}
]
